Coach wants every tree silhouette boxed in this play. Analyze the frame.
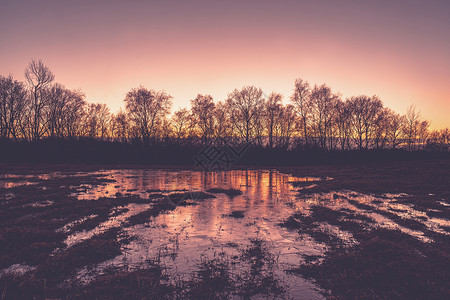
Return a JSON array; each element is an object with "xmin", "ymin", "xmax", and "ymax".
[
  {"xmin": 124, "ymin": 86, "xmax": 172, "ymax": 144},
  {"xmin": 291, "ymin": 79, "xmax": 312, "ymax": 146},
  {"xmin": 403, "ymin": 105, "xmax": 421, "ymax": 151},
  {"xmin": 0, "ymin": 61, "xmax": 449, "ymax": 154},
  {"xmin": 226, "ymin": 86, "xmax": 264, "ymax": 143},
  {"xmin": 265, "ymin": 92, "xmax": 282, "ymax": 148},
  {"xmin": 0, "ymin": 75, "xmax": 28, "ymax": 141},
  {"xmin": 25, "ymin": 59, "xmax": 55, "ymax": 140},
  {"xmin": 110, "ymin": 109, "xmax": 130, "ymax": 142},
  {"xmin": 191, "ymin": 94, "xmax": 215, "ymax": 144}
]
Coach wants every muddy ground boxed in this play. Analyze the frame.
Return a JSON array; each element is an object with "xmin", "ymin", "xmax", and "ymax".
[
  {"xmin": 280, "ymin": 159, "xmax": 450, "ymax": 299},
  {"xmin": 0, "ymin": 159, "xmax": 449, "ymax": 299}
]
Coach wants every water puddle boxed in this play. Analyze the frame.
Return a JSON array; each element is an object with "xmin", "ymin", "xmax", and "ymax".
[
  {"xmin": 3, "ymin": 168, "xmax": 447, "ymax": 298},
  {"xmin": 0, "ymin": 264, "xmax": 36, "ymax": 277},
  {"xmin": 65, "ymin": 203, "xmax": 153, "ymax": 247},
  {"xmin": 66, "ymin": 170, "xmax": 325, "ymax": 298},
  {"xmin": 61, "ymin": 169, "xmax": 446, "ymax": 297},
  {"xmin": 0, "ymin": 174, "xmax": 39, "ymax": 189},
  {"xmin": 0, "ymin": 171, "xmax": 99, "ymax": 189}
]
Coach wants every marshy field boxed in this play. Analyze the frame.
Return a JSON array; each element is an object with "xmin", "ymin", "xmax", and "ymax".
[{"xmin": 0, "ymin": 160, "xmax": 449, "ymax": 299}]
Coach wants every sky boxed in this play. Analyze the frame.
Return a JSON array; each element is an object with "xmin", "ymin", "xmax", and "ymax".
[{"xmin": 1, "ymin": 0, "xmax": 449, "ymax": 129}]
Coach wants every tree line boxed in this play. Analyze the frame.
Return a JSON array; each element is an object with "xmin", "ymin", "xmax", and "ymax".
[{"xmin": 1, "ymin": 59, "xmax": 449, "ymax": 151}]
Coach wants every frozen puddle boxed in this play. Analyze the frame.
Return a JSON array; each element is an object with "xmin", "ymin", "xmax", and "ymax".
[
  {"xmin": 66, "ymin": 170, "xmax": 326, "ymax": 298},
  {"xmin": 10, "ymin": 168, "xmax": 445, "ymax": 299},
  {"xmin": 0, "ymin": 264, "xmax": 36, "ymax": 277}
]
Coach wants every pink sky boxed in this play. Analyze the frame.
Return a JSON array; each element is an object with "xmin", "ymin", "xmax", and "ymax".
[{"xmin": 1, "ymin": 0, "xmax": 449, "ymax": 129}]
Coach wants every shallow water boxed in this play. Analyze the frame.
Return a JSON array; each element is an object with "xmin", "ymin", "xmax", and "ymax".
[
  {"xmin": 2, "ymin": 168, "xmax": 448, "ymax": 298},
  {"xmin": 68, "ymin": 170, "xmax": 325, "ymax": 298}
]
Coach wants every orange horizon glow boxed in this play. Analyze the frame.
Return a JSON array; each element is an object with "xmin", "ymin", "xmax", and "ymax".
[{"xmin": 1, "ymin": 0, "xmax": 449, "ymax": 130}]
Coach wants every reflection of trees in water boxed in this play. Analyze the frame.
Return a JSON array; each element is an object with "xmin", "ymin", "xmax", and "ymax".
[{"xmin": 81, "ymin": 170, "xmax": 299, "ymax": 215}]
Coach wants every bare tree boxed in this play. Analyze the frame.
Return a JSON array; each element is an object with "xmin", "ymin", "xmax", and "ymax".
[
  {"xmin": 347, "ymin": 95, "xmax": 383, "ymax": 150},
  {"xmin": 83, "ymin": 104, "xmax": 99, "ymax": 139},
  {"xmin": 385, "ymin": 109, "xmax": 405, "ymax": 149},
  {"xmin": 226, "ymin": 86, "xmax": 264, "ymax": 143},
  {"xmin": 64, "ymin": 90, "xmax": 86, "ymax": 139},
  {"xmin": 348, "ymin": 96, "xmax": 366, "ymax": 150},
  {"xmin": 335, "ymin": 99, "xmax": 352, "ymax": 150},
  {"xmin": 364, "ymin": 96, "xmax": 383, "ymax": 149},
  {"xmin": 25, "ymin": 59, "xmax": 55, "ymax": 140},
  {"xmin": 427, "ymin": 128, "xmax": 449, "ymax": 150},
  {"xmin": 213, "ymin": 101, "xmax": 232, "ymax": 144},
  {"xmin": 124, "ymin": 86, "xmax": 172, "ymax": 143},
  {"xmin": 291, "ymin": 79, "xmax": 311, "ymax": 145},
  {"xmin": 81, "ymin": 103, "xmax": 110, "ymax": 139},
  {"xmin": 403, "ymin": 105, "xmax": 421, "ymax": 150},
  {"xmin": 278, "ymin": 104, "xmax": 297, "ymax": 148},
  {"xmin": 0, "ymin": 75, "xmax": 28, "ymax": 141},
  {"xmin": 159, "ymin": 118, "xmax": 172, "ymax": 142},
  {"xmin": 327, "ymin": 93, "xmax": 341, "ymax": 150},
  {"xmin": 45, "ymin": 84, "xmax": 86, "ymax": 139},
  {"xmin": 0, "ymin": 63, "xmax": 441, "ymax": 155},
  {"xmin": 110, "ymin": 109, "xmax": 129, "ymax": 142},
  {"xmin": 309, "ymin": 84, "xmax": 337, "ymax": 149},
  {"xmin": 45, "ymin": 83, "xmax": 66, "ymax": 138},
  {"xmin": 171, "ymin": 108, "xmax": 192, "ymax": 141},
  {"xmin": 373, "ymin": 107, "xmax": 390, "ymax": 150},
  {"xmin": 253, "ymin": 100, "xmax": 266, "ymax": 146},
  {"xmin": 417, "ymin": 120, "xmax": 430, "ymax": 149},
  {"xmin": 191, "ymin": 94, "xmax": 215, "ymax": 143},
  {"xmin": 98, "ymin": 104, "xmax": 111, "ymax": 139},
  {"xmin": 265, "ymin": 92, "xmax": 282, "ymax": 148}
]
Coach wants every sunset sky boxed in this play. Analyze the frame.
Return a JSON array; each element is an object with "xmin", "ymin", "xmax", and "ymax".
[{"xmin": 1, "ymin": 0, "xmax": 449, "ymax": 129}]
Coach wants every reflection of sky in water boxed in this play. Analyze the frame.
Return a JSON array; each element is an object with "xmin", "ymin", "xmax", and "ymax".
[
  {"xmin": 0, "ymin": 174, "xmax": 38, "ymax": 188},
  {"xmin": 68, "ymin": 170, "xmax": 326, "ymax": 299},
  {"xmin": 0, "ymin": 171, "xmax": 91, "ymax": 189},
  {"xmin": 70, "ymin": 169, "xmax": 320, "ymax": 201},
  {"xmin": 305, "ymin": 191, "xmax": 449, "ymax": 243},
  {"xmin": 2, "ymin": 169, "xmax": 448, "ymax": 299}
]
